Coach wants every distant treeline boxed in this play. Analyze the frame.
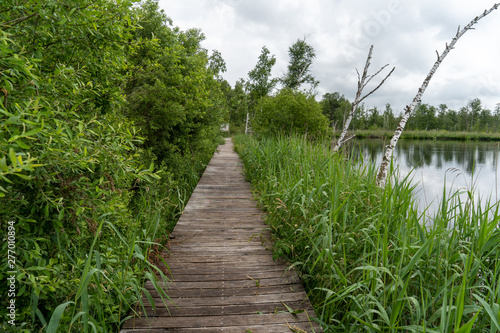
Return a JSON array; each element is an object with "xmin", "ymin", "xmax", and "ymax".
[
  {"xmin": 323, "ymin": 96, "xmax": 500, "ymax": 133},
  {"xmin": 224, "ymin": 84, "xmax": 500, "ymax": 135}
]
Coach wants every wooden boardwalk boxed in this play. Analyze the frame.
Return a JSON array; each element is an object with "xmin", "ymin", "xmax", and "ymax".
[{"xmin": 121, "ymin": 138, "xmax": 320, "ymax": 333}]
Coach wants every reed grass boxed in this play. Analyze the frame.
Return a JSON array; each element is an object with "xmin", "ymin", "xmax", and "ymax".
[
  {"xmin": 36, "ymin": 192, "xmax": 173, "ymax": 333},
  {"xmin": 234, "ymin": 134, "xmax": 500, "ymax": 332}
]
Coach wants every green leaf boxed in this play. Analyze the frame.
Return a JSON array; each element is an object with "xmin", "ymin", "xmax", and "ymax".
[
  {"xmin": 46, "ymin": 301, "xmax": 74, "ymax": 333},
  {"xmin": 400, "ymin": 235, "xmax": 434, "ymax": 278},
  {"xmin": 9, "ymin": 148, "xmax": 17, "ymax": 167},
  {"xmin": 0, "ymin": 156, "xmax": 8, "ymax": 172},
  {"xmin": 14, "ymin": 173, "xmax": 32, "ymax": 180},
  {"xmin": 456, "ymin": 311, "xmax": 480, "ymax": 333},
  {"xmin": 15, "ymin": 140, "xmax": 30, "ymax": 149},
  {"xmin": 58, "ymin": 17, "xmax": 68, "ymax": 25},
  {"xmin": 473, "ymin": 294, "xmax": 500, "ymax": 330},
  {"xmin": 23, "ymin": 126, "xmax": 44, "ymax": 137}
]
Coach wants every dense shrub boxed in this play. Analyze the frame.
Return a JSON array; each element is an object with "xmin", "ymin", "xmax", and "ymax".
[
  {"xmin": 252, "ymin": 88, "xmax": 329, "ymax": 136},
  {"xmin": 0, "ymin": 1, "xmax": 224, "ymax": 331}
]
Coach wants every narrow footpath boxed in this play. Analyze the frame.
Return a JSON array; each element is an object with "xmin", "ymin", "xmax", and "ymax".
[{"xmin": 120, "ymin": 138, "xmax": 320, "ymax": 333}]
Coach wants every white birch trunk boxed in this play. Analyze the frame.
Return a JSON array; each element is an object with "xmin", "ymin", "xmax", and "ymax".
[
  {"xmin": 245, "ymin": 112, "xmax": 250, "ymax": 135},
  {"xmin": 376, "ymin": 3, "xmax": 500, "ymax": 187}
]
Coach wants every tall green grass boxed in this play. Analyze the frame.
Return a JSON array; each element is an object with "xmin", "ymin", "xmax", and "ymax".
[
  {"xmin": 234, "ymin": 134, "xmax": 500, "ymax": 332},
  {"xmin": 34, "ymin": 192, "xmax": 173, "ymax": 333}
]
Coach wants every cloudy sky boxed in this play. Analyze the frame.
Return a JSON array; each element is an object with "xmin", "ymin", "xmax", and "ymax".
[{"xmin": 157, "ymin": 0, "xmax": 500, "ymax": 114}]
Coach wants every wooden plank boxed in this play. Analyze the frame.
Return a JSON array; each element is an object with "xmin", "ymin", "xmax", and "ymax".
[
  {"xmin": 121, "ymin": 322, "xmax": 317, "ymax": 333},
  {"xmin": 120, "ymin": 138, "xmax": 321, "ymax": 333},
  {"xmin": 122, "ymin": 312, "xmax": 315, "ymax": 329},
  {"xmin": 141, "ymin": 292, "xmax": 311, "ymax": 308},
  {"xmin": 143, "ymin": 285, "xmax": 304, "ymax": 298},
  {"xmin": 144, "ymin": 276, "xmax": 301, "ymax": 290},
  {"xmin": 134, "ymin": 302, "xmax": 313, "ymax": 318},
  {"xmin": 163, "ymin": 271, "xmax": 295, "ymax": 282}
]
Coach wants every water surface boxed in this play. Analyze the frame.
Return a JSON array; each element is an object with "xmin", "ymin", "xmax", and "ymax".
[{"xmin": 351, "ymin": 139, "xmax": 500, "ymax": 215}]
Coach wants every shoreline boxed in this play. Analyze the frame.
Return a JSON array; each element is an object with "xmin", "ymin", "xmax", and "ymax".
[{"xmin": 351, "ymin": 130, "xmax": 500, "ymax": 141}]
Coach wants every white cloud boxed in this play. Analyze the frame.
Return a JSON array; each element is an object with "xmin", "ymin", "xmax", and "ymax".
[{"xmin": 158, "ymin": 0, "xmax": 500, "ymax": 112}]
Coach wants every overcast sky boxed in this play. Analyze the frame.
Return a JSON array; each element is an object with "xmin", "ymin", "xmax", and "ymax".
[{"xmin": 157, "ymin": 0, "xmax": 500, "ymax": 114}]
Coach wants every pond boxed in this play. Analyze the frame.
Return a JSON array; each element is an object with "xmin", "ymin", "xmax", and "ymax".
[{"xmin": 351, "ymin": 139, "xmax": 500, "ymax": 216}]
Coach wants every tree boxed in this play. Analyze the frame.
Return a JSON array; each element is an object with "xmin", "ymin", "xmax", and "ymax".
[
  {"xmin": 209, "ymin": 49, "xmax": 227, "ymax": 79},
  {"xmin": 333, "ymin": 45, "xmax": 394, "ymax": 152},
  {"xmin": 247, "ymin": 46, "xmax": 278, "ymax": 101},
  {"xmin": 468, "ymin": 98, "xmax": 482, "ymax": 131},
  {"xmin": 224, "ymin": 79, "xmax": 248, "ymax": 134},
  {"xmin": 437, "ymin": 104, "xmax": 451, "ymax": 130},
  {"xmin": 0, "ymin": 1, "xmax": 163, "ymax": 330},
  {"xmin": 125, "ymin": 0, "xmax": 224, "ymax": 167},
  {"xmin": 320, "ymin": 92, "xmax": 352, "ymax": 129},
  {"xmin": 383, "ymin": 103, "xmax": 397, "ymax": 129},
  {"xmin": 281, "ymin": 37, "xmax": 319, "ymax": 91},
  {"xmin": 376, "ymin": 3, "xmax": 500, "ymax": 187}
]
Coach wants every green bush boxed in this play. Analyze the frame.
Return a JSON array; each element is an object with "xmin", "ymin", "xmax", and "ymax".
[{"xmin": 253, "ymin": 88, "xmax": 329, "ymax": 136}]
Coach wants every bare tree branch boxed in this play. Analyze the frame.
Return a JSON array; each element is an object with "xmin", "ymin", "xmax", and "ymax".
[
  {"xmin": 376, "ymin": 2, "xmax": 500, "ymax": 187},
  {"xmin": 358, "ymin": 67, "xmax": 395, "ymax": 106},
  {"xmin": 333, "ymin": 45, "xmax": 395, "ymax": 152},
  {"xmin": 363, "ymin": 63, "xmax": 390, "ymax": 88}
]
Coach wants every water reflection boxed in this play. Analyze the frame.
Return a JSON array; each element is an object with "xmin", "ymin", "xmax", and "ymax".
[{"xmin": 350, "ymin": 139, "xmax": 500, "ymax": 214}]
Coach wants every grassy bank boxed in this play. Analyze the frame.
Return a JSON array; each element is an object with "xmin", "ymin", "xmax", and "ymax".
[
  {"xmin": 354, "ymin": 129, "xmax": 500, "ymax": 141},
  {"xmin": 234, "ymin": 134, "xmax": 500, "ymax": 332}
]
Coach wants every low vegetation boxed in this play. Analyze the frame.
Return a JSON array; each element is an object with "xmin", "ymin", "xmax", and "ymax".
[{"xmin": 235, "ymin": 134, "xmax": 500, "ymax": 332}]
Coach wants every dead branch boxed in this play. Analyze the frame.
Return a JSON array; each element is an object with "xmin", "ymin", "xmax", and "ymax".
[{"xmin": 333, "ymin": 45, "xmax": 395, "ymax": 152}]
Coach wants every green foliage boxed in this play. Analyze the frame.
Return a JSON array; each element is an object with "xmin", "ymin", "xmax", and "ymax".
[
  {"xmin": 354, "ymin": 129, "xmax": 500, "ymax": 141},
  {"xmin": 320, "ymin": 92, "xmax": 353, "ymax": 129},
  {"xmin": 252, "ymin": 88, "xmax": 328, "ymax": 136},
  {"xmin": 125, "ymin": 0, "xmax": 223, "ymax": 171},
  {"xmin": 281, "ymin": 37, "xmax": 319, "ymax": 92},
  {"xmin": 247, "ymin": 46, "xmax": 278, "ymax": 101},
  {"xmin": 224, "ymin": 79, "xmax": 248, "ymax": 135},
  {"xmin": 235, "ymin": 134, "xmax": 500, "ymax": 332},
  {"xmin": 0, "ymin": 0, "xmax": 223, "ymax": 331}
]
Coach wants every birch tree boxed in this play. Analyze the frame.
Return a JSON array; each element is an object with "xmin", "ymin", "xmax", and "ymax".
[
  {"xmin": 376, "ymin": 3, "xmax": 500, "ymax": 187},
  {"xmin": 281, "ymin": 37, "xmax": 319, "ymax": 92},
  {"xmin": 247, "ymin": 46, "xmax": 278, "ymax": 101},
  {"xmin": 333, "ymin": 45, "xmax": 395, "ymax": 152}
]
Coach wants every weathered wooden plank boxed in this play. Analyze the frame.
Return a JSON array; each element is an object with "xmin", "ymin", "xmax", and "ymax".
[
  {"xmin": 161, "ymin": 270, "xmax": 295, "ymax": 282},
  {"xmin": 134, "ymin": 302, "xmax": 315, "ymax": 317},
  {"xmin": 143, "ymin": 285, "xmax": 304, "ymax": 298},
  {"xmin": 141, "ymin": 292, "xmax": 311, "ymax": 308},
  {"xmin": 144, "ymin": 276, "xmax": 301, "ymax": 290},
  {"xmin": 160, "ymin": 264, "xmax": 291, "ymax": 274},
  {"xmin": 121, "ymin": 322, "xmax": 317, "ymax": 333},
  {"xmin": 122, "ymin": 312, "xmax": 315, "ymax": 329}
]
